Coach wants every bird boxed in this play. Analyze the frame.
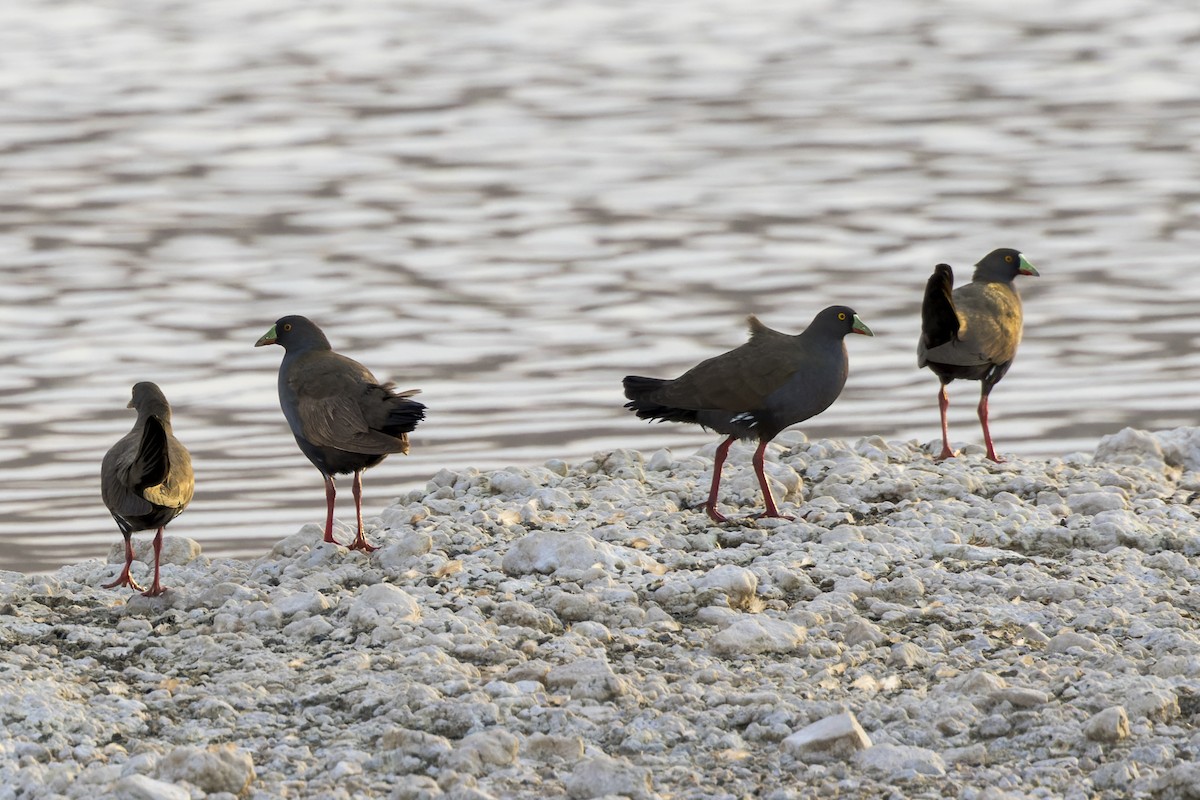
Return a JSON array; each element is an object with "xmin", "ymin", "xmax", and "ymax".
[
  {"xmin": 255, "ymin": 315, "xmax": 426, "ymax": 552},
  {"xmin": 100, "ymin": 382, "xmax": 194, "ymax": 597},
  {"xmin": 917, "ymin": 248, "xmax": 1039, "ymax": 462},
  {"xmin": 623, "ymin": 306, "xmax": 873, "ymax": 523}
]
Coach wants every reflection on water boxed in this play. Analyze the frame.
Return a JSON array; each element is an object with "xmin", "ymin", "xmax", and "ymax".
[{"xmin": 3, "ymin": 0, "xmax": 1200, "ymax": 572}]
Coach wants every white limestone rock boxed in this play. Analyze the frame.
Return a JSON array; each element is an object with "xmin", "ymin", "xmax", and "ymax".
[
  {"xmin": 156, "ymin": 744, "xmax": 255, "ymax": 795},
  {"xmin": 565, "ymin": 754, "xmax": 656, "ymax": 800},
  {"xmin": 1084, "ymin": 706, "xmax": 1130, "ymax": 742},
  {"xmin": 709, "ymin": 616, "xmax": 807, "ymax": 656},
  {"xmin": 783, "ymin": 712, "xmax": 873, "ymax": 762}
]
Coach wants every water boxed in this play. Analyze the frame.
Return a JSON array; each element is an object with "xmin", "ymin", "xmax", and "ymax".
[{"xmin": 3, "ymin": 0, "xmax": 1200, "ymax": 572}]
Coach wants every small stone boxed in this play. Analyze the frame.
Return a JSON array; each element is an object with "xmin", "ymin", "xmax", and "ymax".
[
  {"xmin": 990, "ymin": 687, "xmax": 1050, "ymax": 708},
  {"xmin": 843, "ymin": 618, "xmax": 886, "ymax": 647},
  {"xmin": 1127, "ymin": 689, "xmax": 1179, "ymax": 723},
  {"xmin": 693, "ymin": 564, "xmax": 758, "ymax": 607},
  {"xmin": 1150, "ymin": 763, "xmax": 1200, "ymax": 799},
  {"xmin": 110, "ymin": 536, "xmax": 202, "ymax": 567},
  {"xmin": 546, "ymin": 659, "xmax": 629, "ymax": 701},
  {"xmin": 1067, "ymin": 491, "xmax": 1126, "ymax": 515},
  {"xmin": 1047, "ymin": 631, "xmax": 1101, "ymax": 654},
  {"xmin": 889, "ymin": 642, "xmax": 931, "ymax": 668},
  {"xmin": 710, "ymin": 617, "xmax": 806, "ymax": 656},
  {"xmin": 1092, "ymin": 760, "xmax": 1140, "ymax": 790},
  {"xmin": 346, "ymin": 583, "xmax": 421, "ymax": 629},
  {"xmin": 111, "ymin": 775, "xmax": 190, "ymax": 800},
  {"xmin": 526, "ymin": 733, "xmax": 585, "ymax": 762},
  {"xmin": 156, "ymin": 744, "xmax": 255, "ymax": 795},
  {"xmin": 445, "ymin": 729, "xmax": 519, "ymax": 775},
  {"xmin": 855, "ymin": 743, "xmax": 946, "ymax": 778},
  {"xmin": 782, "ymin": 712, "xmax": 872, "ymax": 762},
  {"xmin": 565, "ymin": 754, "xmax": 655, "ymax": 799}
]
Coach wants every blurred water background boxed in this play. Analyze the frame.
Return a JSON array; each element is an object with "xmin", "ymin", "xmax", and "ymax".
[{"xmin": 3, "ymin": 0, "xmax": 1200, "ymax": 572}]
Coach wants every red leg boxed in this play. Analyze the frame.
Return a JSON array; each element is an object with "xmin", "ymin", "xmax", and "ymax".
[
  {"xmin": 322, "ymin": 475, "xmax": 339, "ymax": 544},
  {"xmin": 978, "ymin": 389, "xmax": 1004, "ymax": 463},
  {"xmin": 752, "ymin": 440, "xmax": 794, "ymax": 520},
  {"xmin": 705, "ymin": 436, "xmax": 737, "ymax": 523},
  {"xmin": 142, "ymin": 527, "xmax": 167, "ymax": 597},
  {"xmin": 347, "ymin": 470, "xmax": 376, "ymax": 552},
  {"xmin": 936, "ymin": 384, "xmax": 956, "ymax": 460},
  {"xmin": 103, "ymin": 532, "xmax": 145, "ymax": 592}
]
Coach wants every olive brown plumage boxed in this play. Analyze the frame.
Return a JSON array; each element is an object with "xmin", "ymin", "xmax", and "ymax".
[
  {"xmin": 255, "ymin": 315, "xmax": 426, "ymax": 551},
  {"xmin": 100, "ymin": 382, "xmax": 193, "ymax": 597},
  {"xmin": 917, "ymin": 248, "xmax": 1039, "ymax": 462},
  {"xmin": 623, "ymin": 306, "xmax": 873, "ymax": 522}
]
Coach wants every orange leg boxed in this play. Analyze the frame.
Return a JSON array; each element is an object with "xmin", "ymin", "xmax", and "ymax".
[
  {"xmin": 752, "ymin": 440, "xmax": 794, "ymax": 520},
  {"xmin": 705, "ymin": 436, "xmax": 737, "ymax": 523},
  {"xmin": 103, "ymin": 532, "xmax": 145, "ymax": 592},
  {"xmin": 936, "ymin": 384, "xmax": 956, "ymax": 460},
  {"xmin": 142, "ymin": 527, "xmax": 168, "ymax": 597},
  {"xmin": 322, "ymin": 475, "xmax": 339, "ymax": 544},
  {"xmin": 347, "ymin": 470, "xmax": 377, "ymax": 552},
  {"xmin": 978, "ymin": 388, "xmax": 1004, "ymax": 463}
]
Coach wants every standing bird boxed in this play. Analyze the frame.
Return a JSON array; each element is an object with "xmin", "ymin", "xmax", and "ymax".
[
  {"xmin": 255, "ymin": 315, "xmax": 426, "ymax": 552},
  {"xmin": 101, "ymin": 382, "xmax": 194, "ymax": 597},
  {"xmin": 917, "ymin": 248, "xmax": 1039, "ymax": 462},
  {"xmin": 623, "ymin": 306, "xmax": 873, "ymax": 523}
]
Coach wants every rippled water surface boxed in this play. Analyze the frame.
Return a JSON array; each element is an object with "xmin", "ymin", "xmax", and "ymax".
[{"xmin": 4, "ymin": 0, "xmax": 1200, "ymax": 572}]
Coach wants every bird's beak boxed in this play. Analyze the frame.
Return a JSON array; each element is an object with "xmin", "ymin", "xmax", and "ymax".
[
  {"xmin": 1018, "ymin": 255, "xmax": 1039, "ymax": 277},
  {"xmin": 851, "ymin": 315, "xmax": 874, "ymax": 336},
  {"xmin": 126, "ymin": 400, "xmax": 134, "ymax": 409},
  {"xmin": 254, "ymin": 325, "xmax": 278, "ymax": 347}
]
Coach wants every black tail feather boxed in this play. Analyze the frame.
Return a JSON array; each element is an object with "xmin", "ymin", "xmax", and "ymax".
[
  {"xmin": 133, "ymin": 416, "xmax": 170, "ymax": 492},
  {"xmin": 382, "ymin": 397, "xmax": 427, "ymax": 436},
  {"xmin": 622, "ymin": 375, "xmax": 700, "ymax": 424},
  {"xmin": 920, "ymin": 263, "xmax": 959, "ymax": 350}
]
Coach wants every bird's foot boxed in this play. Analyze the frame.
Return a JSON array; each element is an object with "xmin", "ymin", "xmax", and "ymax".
[
  {"xmin": 986, "ymin": 452, "xmax": 1006, "ymax": 464},
  {"xmin": 934, "ymin": 447, "xmax": 958, "ymax": 461},
  {"xmin": 705, "ymin": 505, "xmax": 729, "ymax": 524},
  {"xmin": 103, "ymin": 568, "xmax": 145, "ymax": 593},
  {"xmin": 141, "ymin": 583, "xmax": 168, "ymax": 598},
  {"xmin": 756, "ymin": 512, "xmax": 796, "ymax": 522},
  {"xmin": 347, "ymin": 535, "xmax": 377, "ymax": 553}
]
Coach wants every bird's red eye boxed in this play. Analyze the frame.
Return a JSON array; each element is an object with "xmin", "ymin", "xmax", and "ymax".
[{"xmin": 283, "ymin": 323, "xmax": 292, "ymax": 332}]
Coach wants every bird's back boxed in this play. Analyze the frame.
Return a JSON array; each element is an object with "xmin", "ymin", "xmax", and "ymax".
[
  {"xmin": 921, "ymin": 275, "xmax": 1023, "ymax": 375},
  {"xmin": 102, "ymin": 417, "xmax": 192, "ymax": 533},
  {"xmin": 282, "ymin": 348, "xmax": 425, "ymax": 471},
  {"xmin": 625, "ymin": 316, "xmax": 848, "ymax": 440}
]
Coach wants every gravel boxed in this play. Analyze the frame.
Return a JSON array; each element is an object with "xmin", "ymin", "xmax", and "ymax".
[{"xmin": 3, "ymin": 428, "xmax": 1200, "ymax": 799}]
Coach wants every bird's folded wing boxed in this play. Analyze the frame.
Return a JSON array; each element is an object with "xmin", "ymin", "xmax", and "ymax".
[
  {"xmin": 142, "ymin": 441, "xmax": 195, "ymax": 509},
  {"xmin": 297, "ymin": 392, "xmax": 407, "ymax": 453},
  {"xmin": 649, "ymin": 339, "xmax": 804, "ymax": 411}
]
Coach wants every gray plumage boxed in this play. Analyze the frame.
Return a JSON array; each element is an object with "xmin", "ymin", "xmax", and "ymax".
[
  {"xmin": 101, "ymin": 382, "xmax": 193, "ymax": 596},
  {"xmin": 255, "ymin": 315, "xmax": 426, "ymax": 551},
  {"xmin": 624, "ymin": 305, "xmax": 873, "ymax": 522},
  {"xmin": 918, "ymin": 248, "xmax": 1039, "ymax": 461}
]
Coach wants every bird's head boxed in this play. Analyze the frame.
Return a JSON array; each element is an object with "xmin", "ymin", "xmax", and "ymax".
[
  {"xmin": 813, "ymin": 305, "xmax": 874, "ymax": 338},
  {"xmin": 254, "ymin": 315, "xmax": 332, "ymax": 351},
  {"xmin": 127, "ymin": 381, "xmax": 171, "ymax": 420},
  {"xmin": 975, "ymin": 248, "xmax": 1038, "ymax": 282}
]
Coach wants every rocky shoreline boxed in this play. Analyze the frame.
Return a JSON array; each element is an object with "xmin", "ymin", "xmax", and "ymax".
[{"xmin": 3, "ymin": 429, "xmax": 1200, "ymax": 799}]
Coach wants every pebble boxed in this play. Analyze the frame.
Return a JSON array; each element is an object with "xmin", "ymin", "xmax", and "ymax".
[
  {"xmin": 783, "ymin": 712, "xmax": 873, "ymax": 762},
  {"xmin": 5, "ymin": 430, "xmax": 1200, "ymax": 799}
]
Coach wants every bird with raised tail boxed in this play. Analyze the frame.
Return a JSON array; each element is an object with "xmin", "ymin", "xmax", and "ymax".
[
  {"xmin": 255, "ymin": 315, "xmax": 426, "ymax": 551},
  {"xmin": 623, "ymin": 306, "xmax": 873, "ymax": 523},
  {"xmin": 101, "ymin": 382, "xmax": 193, "ymax": 597},
  {"xmin": 918, "ymin": 248, "xmax": 1039, "ymax": 462}
]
